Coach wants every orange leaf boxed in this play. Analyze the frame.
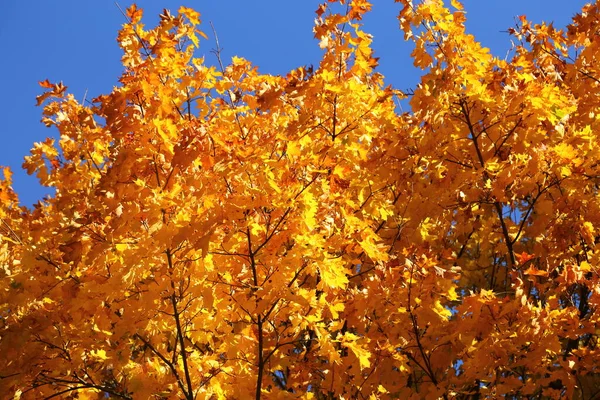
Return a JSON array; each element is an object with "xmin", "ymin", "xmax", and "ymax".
[
  {"xmin": 38, "ymin": 79, "xmax": 53, "ymax": 88},
  {"xmin": 524, "ymin": 266, "xmax": 547, "ymax": 277}
]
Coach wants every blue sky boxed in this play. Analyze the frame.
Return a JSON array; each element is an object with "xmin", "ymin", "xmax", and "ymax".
[{"xmin": 1, "ymin": 1, "xmax": 588, "ymax": 206}]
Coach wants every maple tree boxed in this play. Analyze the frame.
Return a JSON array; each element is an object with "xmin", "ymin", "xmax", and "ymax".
[{"xmin": 2, "ymin": 0, "xmax": 600, "ymax": 398}]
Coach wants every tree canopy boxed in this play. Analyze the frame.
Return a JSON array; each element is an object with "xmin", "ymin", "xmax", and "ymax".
[{"xmin": 2, "ymin": 1, "xmax": 600, "ymax": 399}]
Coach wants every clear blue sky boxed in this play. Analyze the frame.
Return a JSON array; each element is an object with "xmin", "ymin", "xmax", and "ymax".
[{"xmin": 1, "ymin": 1, "xmax": 588, "ymax": 206}]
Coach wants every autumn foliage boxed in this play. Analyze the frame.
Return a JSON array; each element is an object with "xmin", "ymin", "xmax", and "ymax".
[{"xmin": 3, "ymin": 0, "xmax": 600, "ymax": 398}]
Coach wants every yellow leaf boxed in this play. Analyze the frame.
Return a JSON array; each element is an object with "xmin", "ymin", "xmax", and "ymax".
[
  {"xmin": 178, "ymin": 6, "xmax": 200, "ymax": 24},
  {"xmin": 90, "ymin": 349, "xmax": 109, "ymax": 361},
  {"xmin": 74, "ymin": 389, "xmax": 102, "ymax": 400},
  {"xmin": 341, "ymin": 332, "xmax": 371, "ymax": 369},
  {"xmin": 303, "ymin": 191, "xmax": 318, "ymax": 231},
  {"xmin": 379, "ymin": 206, "xmax": 393, "ymax": 221},
  {"xmin": 318, "ymin": 256, "xmax": 349, "ymax": 289},
  {"xmin": 434, "ymin": 300, "xmax": 452, "ymax": 319},
  {"xmin": 327, "ymin": 301, "xmax": 345, "ymax": 319},
  {"xmin": 447, "ymin": 287, "xmax": 459, "ymax": 301},
  {"xmin": 554, "ymin": 143, "xmax": 576, "ymax": 161},
  {"xmin": 249, "ymin": 221, "xmax": 265, "ymax": 236},
  {"xmin": 153, "ymin": 118, "xmax": 177, "ymax": 155},
  {"xmin": 559, "ymin": 165, "xmax": 571, "ymax": 177},
  {"xmin": 358, "ymin": 233, "xmax": 389, "ymax": 262},
  {"xmin": 451, "ymin": 0, "xmax": 464, "ymax": 10},
  {"xmin": 580, "ymin": 261, "xmax": 592, "ymax": 272},
  {"xmin": 286, "ymin": 141, "xmax": 301, "ymax": 157}
]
